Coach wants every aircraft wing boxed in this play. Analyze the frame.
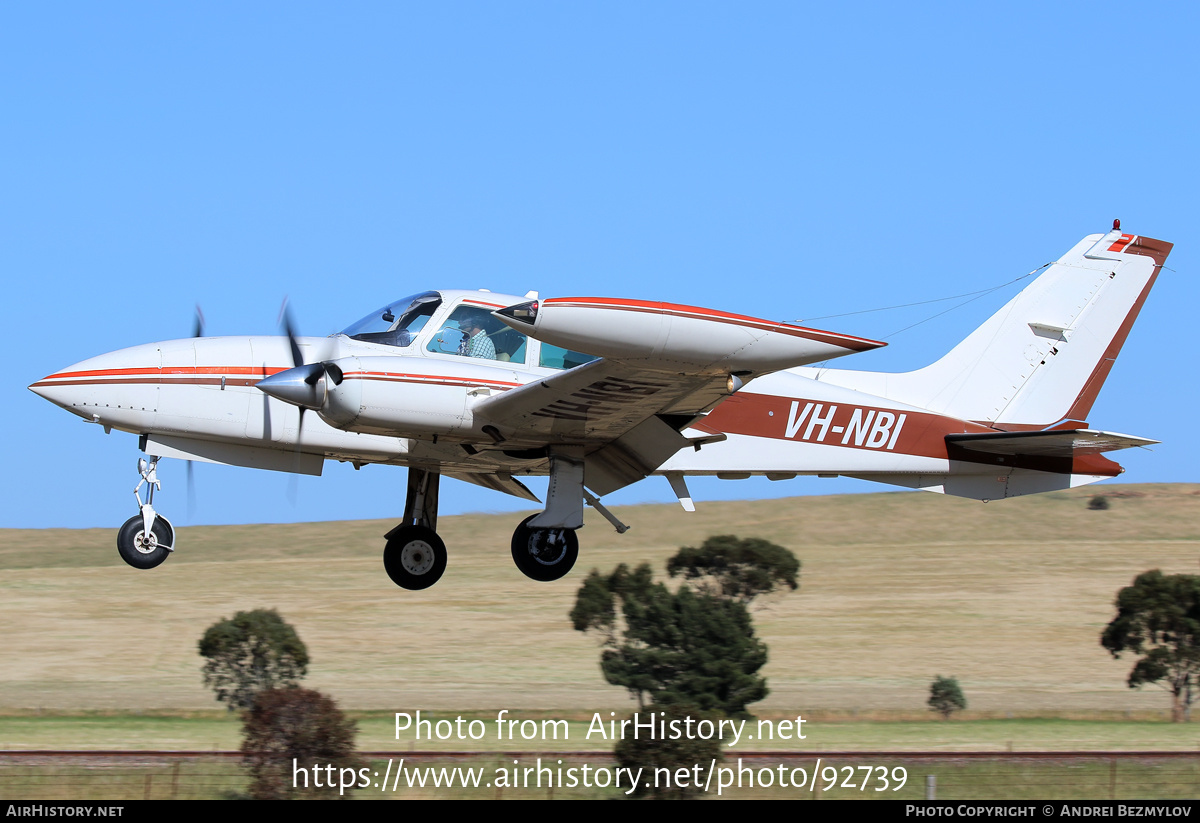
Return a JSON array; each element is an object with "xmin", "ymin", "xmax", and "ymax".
[
  {"xmin": 472, "ymin": 358, "xmax": 731, "ymax": 495},
  {"xmin": 945, "ymin": 429, "xmax": 1158, "ymax": 457},
  {"xmin": 479, "ymin": 295, "xmax": 883, "ymax": 495}
]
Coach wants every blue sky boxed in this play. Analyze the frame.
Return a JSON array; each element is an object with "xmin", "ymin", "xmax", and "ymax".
[{"xmin": 4, "ymin": 3, "xmax": 1196, "ymax": 529}]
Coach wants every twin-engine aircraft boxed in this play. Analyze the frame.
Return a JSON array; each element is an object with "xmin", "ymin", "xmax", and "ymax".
[{"xmin": 30, "ymin": 223, "xmax": 1170, "ymax": 590}]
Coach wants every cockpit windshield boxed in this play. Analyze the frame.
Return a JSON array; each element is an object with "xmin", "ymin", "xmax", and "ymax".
[{"xmin": 341, "ymin": 292, "xmax": 442, "ymax": 348}]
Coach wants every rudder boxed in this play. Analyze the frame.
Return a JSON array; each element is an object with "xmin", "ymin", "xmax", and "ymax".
[{"xmin": 807, "ymin": 225, "xmax": 1172, "ymax": 427}]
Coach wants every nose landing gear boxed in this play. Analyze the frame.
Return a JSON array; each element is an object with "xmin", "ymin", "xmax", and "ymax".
[
  {"xmin": 117, "ymin": 514, "xmax": 174, "ymax": 569},
  {"xmin": 116, "ymin": 457, "xmax": 175, "ymax": 569}
]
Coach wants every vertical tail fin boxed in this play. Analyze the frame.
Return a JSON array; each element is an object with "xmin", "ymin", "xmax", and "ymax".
[{"xmin": 810, "ymin": 227, "xmax": 1172, "ymax": 427}]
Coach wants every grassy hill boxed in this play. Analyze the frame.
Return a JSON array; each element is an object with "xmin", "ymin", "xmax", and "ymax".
[{"xmin": 2, "ymin": 483, "xmax": 1197, "ymax": 727}]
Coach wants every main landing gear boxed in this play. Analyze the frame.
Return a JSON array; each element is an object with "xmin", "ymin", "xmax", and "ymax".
[
  {"xmin": 383, "ymin": 454, "xmax": 629, "ymax": 590},
  {"xmin": 510, "ymin": 515, "xmax": 578, "ymax": 582},
  {"xmin": 508, "ymin": 448, "xmax": 587, "ymax": 582},
  {"xmin": 116, "ymin": 456, "xmax": 175, "ymax": 569},
  {"xmin": 383, "ymin": 469, "xmax": 447, "ymax": 590},
  {"xmin": 382, "ymin": 525, "xmax": 446, "ymax": 590}
]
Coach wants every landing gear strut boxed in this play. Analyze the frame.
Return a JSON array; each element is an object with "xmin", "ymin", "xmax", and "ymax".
[
  {"xmin": 117, "ymin": 457, "xmax": 175, "ymax": 569},
  {"xmin": 384, "ymin": 457, "xmax": 628, "ymax": 589},
  {"xmin": 383, "ymin": 468, "xmax": 447, "ymax": 590}
]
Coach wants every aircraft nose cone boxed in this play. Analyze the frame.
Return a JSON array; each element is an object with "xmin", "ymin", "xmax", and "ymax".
[
  {"xmin": 31, "ymin": 343, "xmax": 162, "ymax": 419},
  {"xmin": 29, "ymin": 372, "xmax": 76, "ymax": 411},
  {"xmin": 256, "ymin": 363, "xmax": 328, "ymax": 409}
]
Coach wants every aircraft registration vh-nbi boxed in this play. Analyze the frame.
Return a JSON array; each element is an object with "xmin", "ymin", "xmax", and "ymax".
[{"xmin": 30, "ymin": 222, "xmax": 1171, "ymax": 590}]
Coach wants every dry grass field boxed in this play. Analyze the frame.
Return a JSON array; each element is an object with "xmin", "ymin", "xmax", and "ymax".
[{"xmin": 2, "ymin": 482, "xmax": 1199, "ymax": 749}]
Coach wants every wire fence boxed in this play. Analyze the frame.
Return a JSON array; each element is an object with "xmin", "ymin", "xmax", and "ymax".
[{"xmin": 1, "ymin": 751, "xmax": 1197, "ymax": 801}]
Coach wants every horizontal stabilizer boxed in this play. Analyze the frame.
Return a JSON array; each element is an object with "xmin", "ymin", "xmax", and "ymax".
[{"xmin": 946, "ymin": 429, "xmax": 1158, "ymax": 458}]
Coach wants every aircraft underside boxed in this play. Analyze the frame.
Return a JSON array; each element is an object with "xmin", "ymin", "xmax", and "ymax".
[{"xmin": 49, "ymin": 377, "xmax": 1130, "ymax": 591}]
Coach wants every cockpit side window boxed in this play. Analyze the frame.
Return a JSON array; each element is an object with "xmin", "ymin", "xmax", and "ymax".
[
  {"xmin": 342, "ymin": 293, "xmax": 442, "ymax": 348},
  {"xmin": 427, "ymin": 306, "xmax": 527, "ymax": 364},
  {"xmin": 539, "ymin": 342, "xmax": 598, "ymax": 370}
]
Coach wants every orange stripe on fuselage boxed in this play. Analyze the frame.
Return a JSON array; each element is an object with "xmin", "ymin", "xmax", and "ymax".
[
  {"xmin": 341, "ymin": 371, "xmax": 521, "ymax": 389},
  {"xmin": 33, "ymin": 366, "xmax": 522, "ymax": 393},
  {"xmin": 30, "ymin": 377, "xmax": 265, "ymax": 388},
  {"xmin": 36, "ymin": 365, "xmax": 290, "ymax": 383}
]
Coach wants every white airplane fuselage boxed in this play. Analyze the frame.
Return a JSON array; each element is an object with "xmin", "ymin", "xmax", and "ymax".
[
  {"xmin": 27, "ymin": 321, "xmax": 1127, "ymax": 505},
  {"xmin": 27, "ymin": 330, "xmax": 941, "ymax": 469}
]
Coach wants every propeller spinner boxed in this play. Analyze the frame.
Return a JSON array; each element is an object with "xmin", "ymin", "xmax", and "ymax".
[{"xmin": 256, "ymin": 301, "xmax": 343, "ymax": 410}]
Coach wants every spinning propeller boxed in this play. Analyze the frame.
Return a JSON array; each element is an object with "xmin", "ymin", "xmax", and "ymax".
[
  {"xmin": 192, "ymin": 304, "xmax": 206, "ymax": 339},
  {"xmin": 186, "ymin": 304, "xmax": 207, "ymax": 519},
  {"xmin": 256, "ymin": 300, "xmax": 343, "ymax": 413},
  {"xmin": 255, "ymin": 301, "xmax": 344, "ymax": 501}
]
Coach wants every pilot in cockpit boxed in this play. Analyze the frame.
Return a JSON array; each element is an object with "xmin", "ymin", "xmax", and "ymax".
[{"xmin": 457, "ymin": 311, "xmax": 497, "ymax": 360}]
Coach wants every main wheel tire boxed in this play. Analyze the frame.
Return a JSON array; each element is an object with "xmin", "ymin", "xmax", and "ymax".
[
  {"xmin": 116, "ymin": 515, "xmax": 173, "ymax": 570},
  {"xmin": 383, "ymin": 526, "xmax": 447, "ymax": 590},
  {"xmin": 510, "ymin": 515, "xmax": 579, "ymax": 582}
]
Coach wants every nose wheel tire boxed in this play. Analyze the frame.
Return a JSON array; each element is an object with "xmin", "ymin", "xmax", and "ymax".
[
  {"xmin": 116, "ymin": 515, "xmax": 173, "ymax": 570},
  {"xmin": 383, "ymin": 526, "xmax": 447, "ymax": 590},
  {"xmin": 511, "ymin": 515, "xmax": 578, "ymax": 582}
]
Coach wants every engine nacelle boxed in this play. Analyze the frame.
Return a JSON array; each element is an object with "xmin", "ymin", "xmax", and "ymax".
[{"xmin": 318, "ymin": 355, "xmax": 474, "ymax": 438}]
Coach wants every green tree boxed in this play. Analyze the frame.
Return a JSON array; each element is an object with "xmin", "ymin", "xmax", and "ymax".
[
  {"xmin": 600, "ymin": 576, "xmax": 768, "ymax": 716},
  {"xmin": 667, "ymin": 535, "xmax": 800, "ymax": 604},
  {"xmin": 199, "ymin": 609, "xmax": 309, "ymax": 711},
  {"xmin": 1101, "ymin": 570, "xmax": 1200, "ymax": 722},
  {"xmin": 572, "ymin": 536, "xmax": 798, "ymax": 717},
  {"xmin": 927, "ymin": 675, "xmax": 967, "ymax": 719},
  {"xmin": 613, "ymin": 703, "xmax": 724, "ymax": 799},
  {"xmin": 241, "ymin": 687, "xmax": 363, "ymax": 799},
  {"xmin": 569, "ymin": 568, "xmax": 619, "ymax": 644}
]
